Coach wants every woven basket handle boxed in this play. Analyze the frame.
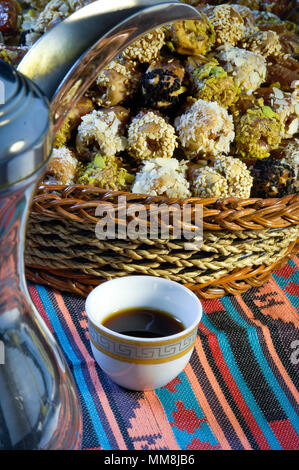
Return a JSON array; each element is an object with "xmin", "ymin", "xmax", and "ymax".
[{"xmin": 18, "ymin": 0, "xmax": 200, "ymax": 135}]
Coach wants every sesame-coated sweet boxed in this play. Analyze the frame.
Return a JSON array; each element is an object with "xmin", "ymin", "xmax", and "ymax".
[
  {"xmin": 127, "ymin": 111, "xmax": 177, "ymax": 161},
  {"xmin": 174, "ymin": 99, "xmax": 235, "ymax": 158},
  {"xmin": 122, "ymin": 28, "xmax": 165, "ymax": 63},
  {"xmin": 203, "ymin": 4, "xmax": 245, "ymax": 46},
  {"xmin": 132, "ymin": 158, "xmax": 191, "ymax": 199},
  {"xmin": 76, "ymin": 107, "xmax": 129, "ymax": 160},
  {"xmin": 241, "ymin": 30, "xmax": 281, "ymax": 58},
  {"xmin": 213, "ymin": 155, "xmax": 253, "ymax": 198},
  {"xmin": 33, "ymin": 0, "xmax": 89, "ymax": 34},
  {"xmin": 190, "ymin": 155, "xmax": 253, "ymax": 198},
  {"xmin": 217, "ymin": 45, "xmax": 267, "ymax": 94},
  {"xmin": 230, "ymin": 4, "xmax": 258, "ymax": 37},
  {"xmin": 190, "ymin": 167, "xmax": 228, "ymax": 198}
]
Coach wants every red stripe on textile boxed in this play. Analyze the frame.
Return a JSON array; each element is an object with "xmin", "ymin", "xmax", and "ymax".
[
  {"xmin": 28, "ymin": 284, "xmax": 55, "ymax": 334},
  {"xmin": 201, "ymin": 299, "xmax": 225, "ymax": 315},
  {"xmin": 207, "ymin": 332, "xmax": 271, "ymax": 450},
  {"xmin": 269, "ymin": 419, "xmax": 299, "ymax": 450}
]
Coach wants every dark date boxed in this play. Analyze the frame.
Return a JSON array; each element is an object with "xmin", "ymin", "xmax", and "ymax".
[{"xmin": 0, "ymin": 0, "xmax": 18, "ymax": 35}]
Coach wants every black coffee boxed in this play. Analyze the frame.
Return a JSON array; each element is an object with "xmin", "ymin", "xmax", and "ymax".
[{"xmin": 102, "ymin": 307, "xmax": 185, "ymax": 338}]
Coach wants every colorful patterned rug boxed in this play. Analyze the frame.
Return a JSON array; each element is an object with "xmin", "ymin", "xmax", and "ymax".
[{"xmin": 28, "ymin": 256, "xmax": 299, "ymax": 451}]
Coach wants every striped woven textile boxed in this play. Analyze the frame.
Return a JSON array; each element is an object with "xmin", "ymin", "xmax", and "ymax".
[{"xmin": 28, "ymin": 256, "xmax": 299, "ymax": 451}]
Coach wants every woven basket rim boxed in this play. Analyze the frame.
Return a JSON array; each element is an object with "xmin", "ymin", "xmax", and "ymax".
[{"xmin": 30, "ymin": 183, "xmax": 299, "ymax": 232}]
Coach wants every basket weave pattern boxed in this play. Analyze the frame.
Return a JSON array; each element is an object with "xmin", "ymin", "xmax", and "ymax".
[{"xmin": 25, "ymin": 185, "xmax": 299, "ymax": 299}]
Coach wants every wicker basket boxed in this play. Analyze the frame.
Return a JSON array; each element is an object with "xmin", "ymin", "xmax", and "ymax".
[{"xmin": 25, "ymin": 184, "xmax": 299, "ymax": 299}]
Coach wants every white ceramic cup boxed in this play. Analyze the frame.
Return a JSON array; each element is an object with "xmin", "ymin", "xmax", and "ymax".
[{"xmin": 85, "ymin": 275, "xmax": 202, "ymax": 391}]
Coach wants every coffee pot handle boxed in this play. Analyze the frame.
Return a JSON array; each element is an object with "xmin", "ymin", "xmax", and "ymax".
[{"xmin": 18, "ymin": 0, "xmax": 200, "ymax": 134}]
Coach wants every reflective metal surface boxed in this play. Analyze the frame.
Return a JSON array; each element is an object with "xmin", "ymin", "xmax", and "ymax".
[
  {"xmin": 18, "ymin": 0, "xmax": 200, "ymax": 133},
  {"xmin": 0, "ymin": 63, "xmax": 82, "ymax": 449},
  {"xmin": 0, "ymin": 177, "xmax": 82, "ymax": 449},
  {"xmin": 0, "ymin": 60, "xmax": 52, "ymax": 188}
]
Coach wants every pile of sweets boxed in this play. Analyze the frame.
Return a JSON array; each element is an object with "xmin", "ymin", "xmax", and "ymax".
[{"xmin": 1, "ymin": 0, "xmax": 298, "ymax": 199}]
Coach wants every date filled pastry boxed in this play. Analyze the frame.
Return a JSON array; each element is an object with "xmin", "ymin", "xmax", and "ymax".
[
  {"xmin": 234, "ymin": 104, "xmax": 282, "ymax": 160},
  {"xmin": 0, "ymin": 0, "xmax": 22, "ymax": 38},
  {"xmin": 174, "ymin": 99, "xmax": 235, "ymax": 159},
  {"xmin": 167, "ymin": 15, "xmax": 216, "ymax": 56},
  {"xmin": 217, "ymin": 45, "xmax": 267, "ymax": 95},
  {"xmin": 141, "ymin": 59, "xmax": 185, "ymax": 109},
  {"xmin": 76, "ymin": 107, "xmax": 129, "ymax": 160},
  {"xmin": 127, "ymin": 111, "xmax": 177, "ymax": 161},
  {"xmin": 250, "ymin": 159, "xmax": 295, "ymax": 198},
  {"xmin": 96, "ymin": 58, "xmax": 141, "ymax": 107},
  {"xmin": 76, "ymin": 154, "xmax": 134, "ymax": 191},
  {"xmin": 45, "ymin": 146, "xmax": 78, "ymax": 185},
  {"xmin": 271, "ymin": 137, "xmax": 299, "ymax": 191},
  {"xmin": 185, "ymin": 57, "xmax": 239, "ymax": 108},
  {"xmin": 266, "ymin": 54, "xmax": 299, "ymax": 91},
  {"xmin": 132, "ymin": 157, "xmax": 191, "ymax": 199},
  {"xmin": 0, "ymin": 44, "xmax": 28, "ymax": 66},
  {"xmin": 237, "ymin": 0, "xmax": 296, "ymax": 19},
  {"xmin": 257, "ymin": 83, "xmax": 299, "ymax": 139}
]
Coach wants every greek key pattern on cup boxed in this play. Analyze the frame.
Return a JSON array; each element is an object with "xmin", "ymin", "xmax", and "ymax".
[{"xmin": 88, "ymin": 321, "xmax": 197, "ymax": 363}]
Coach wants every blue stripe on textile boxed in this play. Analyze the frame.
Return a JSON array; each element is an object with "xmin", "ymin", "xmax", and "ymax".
[
  {"xmin": 35, "ymin": 284, "xmax": 112, "ymax": 450},
  {"xmin": 156, "ymin": 371, "xmax": 219, "ymax": 450},
  {"xmin": 201, "ymin": 313, "xmax": 282, "ymax": 450},
  {"xmin": 221, "ymin": 297, "xmax": 299, "ymax": 434}
]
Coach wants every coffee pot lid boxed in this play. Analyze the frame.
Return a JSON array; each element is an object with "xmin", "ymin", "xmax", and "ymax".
[{"xmin": 0, "ymin": 60, "xmax": 52, "ymax": 189}]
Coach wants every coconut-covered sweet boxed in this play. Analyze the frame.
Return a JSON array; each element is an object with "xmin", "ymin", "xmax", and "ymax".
[
  {"xmin": 76, "ymin": 154, "xmax": 134, "ymax": 191},
  {"xmin": 185, "ymin": 57, "xmax": 239, "ymax": 108},
  {"xmin": 174, "ymin": 99, "xmax": 235, "ymax": 158},
  {"xmin": 132, "ymin": 158, "xmax": 191, "ymax": 199},
  {"xmin": 217, "ymin": 45, "xmax": 267, "ymax": 94},
  {"xmin": 96, "ymin": 59, "xmax": 141, "ymax": 107},
  {"xmin": 141, "ymin": 59, "xmax": 185, "ymax": 109},
  {"xmin": 127, "ymin": 111, "xmax": 177, "ymax": 161},
  {"xmin": 46, "ymin": 146, "xmax": 78, "ymax": 185},
  {"xmin": 122, "ymin": 28, "xmax": 165, "ymax": 63},
  {"xmin": 168, "ymin": 16, "xmax": 215, "ymax": 56},
  {"xmin": 76, "ymin": 107, "xmax": 129, "ymax": 160},
  {"xmin": 189, "ymin": 155, "xmax": 253, "ymax": 198},
  {"xmin": 250, "ymin": 159, "xmax": 295, "ymax": 198},
  {"xmin": 234, "ymin": 105, "xmax": 282, "ymax": 160}
]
